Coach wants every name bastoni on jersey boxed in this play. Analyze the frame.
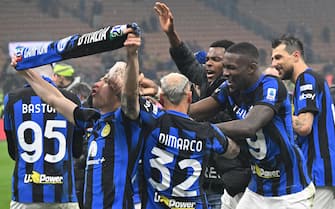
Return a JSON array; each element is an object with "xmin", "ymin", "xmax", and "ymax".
[
  {"xmin": 159, "ymin": 133, "xmax": 203, "ymax": 152},
  {"xmin": 22, "ymin": 103, "xmax": 56, "ymax": 114}
]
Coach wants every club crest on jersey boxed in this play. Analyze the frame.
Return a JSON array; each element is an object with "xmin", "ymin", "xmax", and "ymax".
[
  {"xmin": 24, "ymin": 171, "xmax": 63, "ymax": 184},
  {"xmin": 154, "ymin": 192, "xmax": 196, "ymax": 209},
  {"xmin": 101, "ymin": 123, "xmax": 111, "ymax": 137}
]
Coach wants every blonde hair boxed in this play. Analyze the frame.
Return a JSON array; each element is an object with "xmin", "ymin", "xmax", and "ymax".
[{"xmin": 107, "ymin": 61, "xmax": 127, "ymax": 99}]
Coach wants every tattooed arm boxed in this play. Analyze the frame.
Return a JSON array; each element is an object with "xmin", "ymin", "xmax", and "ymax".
[
  {"xmin": 121, "ymin": 33, "xmax": 141, "ymax": 120},
  {"xmin": 292, "ymin": 112, "xmax": 314, "ymax": 136}
]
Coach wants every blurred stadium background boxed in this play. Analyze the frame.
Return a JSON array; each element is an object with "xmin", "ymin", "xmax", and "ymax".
[{"xmin": 0, "ymin": 0, "xmax": 335, "ymax": 206}]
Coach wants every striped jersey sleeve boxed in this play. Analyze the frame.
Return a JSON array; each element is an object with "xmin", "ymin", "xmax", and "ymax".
[{"xmin": 294, "ymin": 69, "xmax": 335, "ymax": 187}]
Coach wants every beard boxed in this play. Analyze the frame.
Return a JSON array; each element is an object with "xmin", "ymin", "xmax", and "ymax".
[{"xmin": 281, "ymin": 66, "xmax": 294, "ymax": 80}]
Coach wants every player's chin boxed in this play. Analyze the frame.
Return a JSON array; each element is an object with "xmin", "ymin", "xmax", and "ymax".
[{"xmin": 227, "ymin": 85, "xmax": 236, "ymax": 93}]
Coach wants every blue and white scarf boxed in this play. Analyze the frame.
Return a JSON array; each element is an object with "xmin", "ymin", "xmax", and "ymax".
[{"xmin": 15, "ymin": 23, "xmax": 140, "ymax": 70}]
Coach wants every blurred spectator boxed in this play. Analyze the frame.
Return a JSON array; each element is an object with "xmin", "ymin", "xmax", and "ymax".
[
  {"xmin": 91, "ymin": 0, "xmax": 103, "ymax": 28},
  {"xmin": 258, "ymin": 48, "xmax": 267, "ymax": 66},
  {"xmin": 39, "ymin": 0, "xmax": 59, "ymax": 18},
  {"xmin": 70, "ymin": 82, "xmax": 91, "ymax": 106},
  {"xmin": 52, "ymin": 63, "xmax": 81, "ymax": 91},
  {"xmin": 322, "ymin": 63, "xmax": 335, "ymax": 86},
  {"xmin": 0, "ymin": 91, "xmax": 4, "ymax": 117},
  {"xmin": 330, "ymin": 85, "xmax": 335, "ymax": 103},
  {"xmin": 321, "ymin": 26, "xmax": 331, "ymax": 43},
  {"xmin": 79, "ymin": 0, "xmax": 86, "ymax": 21}
]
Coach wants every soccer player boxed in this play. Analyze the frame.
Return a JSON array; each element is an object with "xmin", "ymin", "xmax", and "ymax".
[
  {"xmin": 272, "ymin": 35, "xmax": 335, "ymax": 209},
  {"xmin": 12, "ymin": 32, "xmax": 143, "ymax": 209},
  {"xmin": 189, "ymin": 42, "xmax": 315, "ymax": 209},
  {"xmin": 154, "ymin": 2, "xmax": 249, "ymax": 209},
  {"xmin": 138, "ymin": 72, "xmax": 240, "ymax": 209},
  {"xmin": 4, "ymin": 64, "xmax": 82, "ymax": 209}
]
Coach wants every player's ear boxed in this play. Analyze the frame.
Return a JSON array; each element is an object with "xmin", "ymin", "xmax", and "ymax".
[{"xmin": 187, "ymin": 91, "xmax": 192, "ymax": 104}]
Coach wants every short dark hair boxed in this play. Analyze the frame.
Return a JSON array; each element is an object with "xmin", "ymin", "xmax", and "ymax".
[
  {"xmin": 272, "ymin": 35, "xmax": 305, "ymax": 58},
  {"xmin": 70, "ymin": 82, "xmax": 91, "ymax": 100},
  {"xmin": 209, "ymin": 40, "xmax": 235, "ymax": 49},
  {"xmin": 226, "ymin": 42, "xmax": 259, "ymax": 63}
]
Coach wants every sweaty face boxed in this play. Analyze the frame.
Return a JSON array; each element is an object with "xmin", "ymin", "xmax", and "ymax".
[
  {"xmin": 205, "ymin": 47, "xmax": 225, "ymax": 83},
  {"xmin": 271, "ymin": 44, "xmax": 294, "ymax": 80},
  {"xmin": 222, "ymin": 52, "xmax": 250, "ymax": 93}
]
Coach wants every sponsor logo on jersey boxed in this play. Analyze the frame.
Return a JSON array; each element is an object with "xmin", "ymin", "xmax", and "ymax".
[
  {"xmin": 77, "ymin": 26, "xmax": 110, "ymax": 46},
  {"xmin": 87, "ymin": 157, "xmax": 105, "ymax": 165},
  {"xmin": 251, "ymin": 164, "xmax": 280, "ymax": 178},
  {"xmin": 24, "ymin": 171, "xmax": 63, "ymax": 184},
  {"xmin": 299, "ymin": 93, "xmax": 316, "ymax": 101},
  {"xmin": 266, "ymin": 88, "xmax": 276, "ymax": 101},
  {"xmin": 154, "ymin": 192, "xmax": 196, "ymax": 209},
  {"xmin": 300, "ymin": 84, "xmax": 313, "ymax": 92}
]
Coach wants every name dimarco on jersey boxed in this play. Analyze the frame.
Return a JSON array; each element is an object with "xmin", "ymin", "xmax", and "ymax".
[
  {"xmin": 159, "ymin": 133, "xmax": 203, "ymax": 152},
  {"xmin": 22, "ymin": 103, "xmax": 56, "ymax": 114}
]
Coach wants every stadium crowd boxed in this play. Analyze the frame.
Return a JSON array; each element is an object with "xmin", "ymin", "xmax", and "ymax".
[{"xmin": 3, "ymin": 1, "xmax": 335, "ymax": 209}]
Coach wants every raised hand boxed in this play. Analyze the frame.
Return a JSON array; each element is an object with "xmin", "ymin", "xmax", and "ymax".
[
  {"xmin": 124, "ymin": 33, "xmax": 141, "ymax": 55},
  {"xmin": 154, "ymin": 2, "xmax": 174, "ymax": 34}
]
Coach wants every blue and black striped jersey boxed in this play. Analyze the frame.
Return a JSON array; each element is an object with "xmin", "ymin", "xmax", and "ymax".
[
  {"xmin": 4, "ymin": 82, "xmax": 81, "ymax": 203},
  {"xmin": 139, "ymin": 100, "xmax": 228, "ymax": 209},
  {"xmin": 293, "ymin": 68, "xmax": 335, "ymax": 187},
  {"xmin": 74, "ymin": 106, "xmax": 143, "ymax": 209},
  {"xmin": 213, "ymin": 74, "xmax": 312, "ymax": 196}
]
